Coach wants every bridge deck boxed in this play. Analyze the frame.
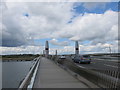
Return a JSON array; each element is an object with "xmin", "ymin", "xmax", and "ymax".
[{"xmin": 33, "ymin": 57, "xmax": 90, "ymax": 88}]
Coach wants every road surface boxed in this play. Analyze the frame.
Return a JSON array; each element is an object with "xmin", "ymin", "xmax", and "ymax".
[{"xmin": 67, "ymin": 56, "xmax": 119, "ymax": 71}]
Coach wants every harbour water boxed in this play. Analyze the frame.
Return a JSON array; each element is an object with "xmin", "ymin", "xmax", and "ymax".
[{"xmin": 2, "ymin": 61, "xmax": 34, "ymax": 88}]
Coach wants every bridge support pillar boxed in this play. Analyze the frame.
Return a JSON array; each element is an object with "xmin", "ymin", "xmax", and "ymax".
[
  {"xmin": 45, "ymin": 41, "xmax": 49, "ymax": 58},
  {"xmin": 75, "ymin": 41, "xmax": 79, "ymax": 57}
]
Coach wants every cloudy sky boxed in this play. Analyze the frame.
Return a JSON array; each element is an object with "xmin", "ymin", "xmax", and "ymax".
[{"xmin": 0, "ymin": 0, "xmax": 119, "ymax": 55}]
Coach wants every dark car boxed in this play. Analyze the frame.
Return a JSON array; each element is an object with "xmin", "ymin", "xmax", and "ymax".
[{"xmin": 72, "ymin": 55, "xmax": 91, "ymax": 64}]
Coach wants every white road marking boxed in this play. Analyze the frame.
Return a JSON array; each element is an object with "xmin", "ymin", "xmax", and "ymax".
[
  {"xmin": 74, "ymin": 63, "xmax": 86, "ymax": 68},
  {"xmin": 96, "ymin": 59, "xmax": 118, "ymax": 62},
  {"xmin": 104, "ymin": 64, "xmax": 118, "ymax": 68},
  {"xmin": 77, "ymin": 65, "xmax": 86, "ymax": 68}
]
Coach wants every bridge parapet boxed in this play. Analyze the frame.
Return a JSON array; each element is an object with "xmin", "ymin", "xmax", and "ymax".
[{"xmin": 19, "ymin": 57, "xmax": 41, "ymax": 89}]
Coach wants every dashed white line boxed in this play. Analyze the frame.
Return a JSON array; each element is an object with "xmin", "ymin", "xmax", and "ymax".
[
  {"xmin": 96, "ymin": 59, "xmax": 118, "ymax": 62},
  {"xmin": 77, "ymin": 65, "xmax": 86, "ymax": 68},
  {"xmin": 104, "ymin": 64, "xmax": 118, "ymax": 68},
  {"xmin": 74, "ymin": 63, "xmax": 86, "ymax": 68}
]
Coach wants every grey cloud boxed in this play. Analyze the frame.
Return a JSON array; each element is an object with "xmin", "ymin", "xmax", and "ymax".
[{"xmin": 1, "ymin": 4, "xmax": 28, "ymax": 47}]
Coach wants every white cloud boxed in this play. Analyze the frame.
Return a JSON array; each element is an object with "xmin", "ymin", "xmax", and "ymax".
[
  {"xmin": 2, "ymin": 2, "xmax": 118, "ymax": 44},
  {"xmin": 54, "ymin": 10, "xmax": 118, "ymax": 44},
  {"xmin": 48, "ymin": 45, "xmax": 74, "ymax": 55},
  {"xmin": 1, "ymin": 40, "xmax": 118, "ymax": 55},
  {"xmin": 49, "ymin": 41, "xmax": 118, "ymax": 55},
  {"xmin": 1, "ymin": 2, "xmax": 118, "ymax": 54},
  {"xmin": 80, "ymin": 41, "xmax": 118, "ymax": 54},
  {"xmin": 1, "ymin": 2, "xmax": 74, "ymax": 46},
  {"xmin": 49, "ymin": 38, "xmax": 69, "ymax": 46},
  {"xmin": 1, "ymin": 45, "xmax": 45, "ymax": 55},
  {"xmin": 4, "ymin": 0, "xmax": 119, "ymax": 2},
  {"xmin": 23, "ymin": 2, "xmax": 73, "ymax": 39}
]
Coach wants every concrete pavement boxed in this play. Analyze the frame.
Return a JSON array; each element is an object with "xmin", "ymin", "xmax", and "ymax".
[{"xmin": 33, "ymin": 57, "xmax": 93, "ymax": 88}]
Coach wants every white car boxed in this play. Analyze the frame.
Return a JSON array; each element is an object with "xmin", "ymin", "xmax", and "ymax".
[{"xmin": 59, "ymin": 56, "xmax": 66, "ymax": 59}]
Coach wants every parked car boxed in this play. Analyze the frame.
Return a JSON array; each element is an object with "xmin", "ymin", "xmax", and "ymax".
[{"xmin": 72, "ymin": 55, "xmax": 91, "ymax": 64}]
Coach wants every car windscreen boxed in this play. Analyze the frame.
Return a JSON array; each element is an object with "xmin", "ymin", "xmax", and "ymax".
[{"xmin": 82, "ymin": 55, "xmax": 90, "ymax": 58}]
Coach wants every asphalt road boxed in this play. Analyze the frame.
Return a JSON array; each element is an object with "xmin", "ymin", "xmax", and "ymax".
[{"xmin": 67, "ymin": 56, "xmax": 119, "ymax": 71}]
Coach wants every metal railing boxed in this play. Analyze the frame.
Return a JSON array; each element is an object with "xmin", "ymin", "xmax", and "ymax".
[{"xmin": 18, "ymin": 57, "xmax": 41, "ymax": 89}]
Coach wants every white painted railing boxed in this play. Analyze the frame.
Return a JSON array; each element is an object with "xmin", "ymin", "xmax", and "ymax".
[{"xmin": 19, "ymin": 57, "xmax": 41, "ymax": 89}]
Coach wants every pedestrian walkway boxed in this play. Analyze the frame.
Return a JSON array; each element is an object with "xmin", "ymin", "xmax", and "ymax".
[{"xmin": 33, "ymin": 57, "xmax": 91, "ymax": 88}]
